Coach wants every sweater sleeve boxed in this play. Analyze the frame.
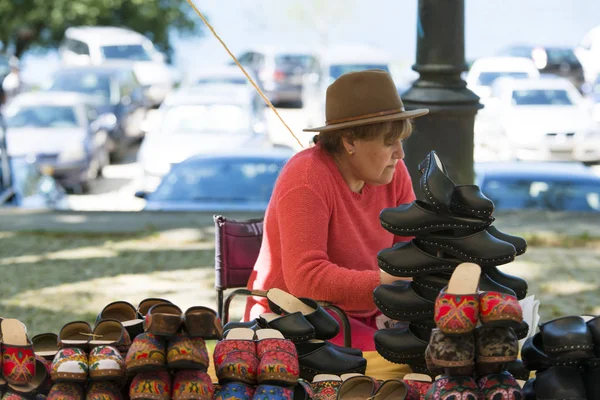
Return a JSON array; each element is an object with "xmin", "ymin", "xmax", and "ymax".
[
  {"xmin": 393, "ymin": 160, "xmax": 417, "ymax": 244},
  {"xmin": 276, "ymin": 185, "xmax": 380, "ymax": 312}
]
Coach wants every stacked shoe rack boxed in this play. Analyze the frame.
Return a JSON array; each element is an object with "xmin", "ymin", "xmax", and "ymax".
[{"xmin": 372, "ymin": 150, "xmax": 530, "ymax": 374}]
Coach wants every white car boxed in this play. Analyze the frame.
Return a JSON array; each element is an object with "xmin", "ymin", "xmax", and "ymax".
[
  {"xmin": 137, "ymin": 84, "xmax": 273, "ymax": 192},
  {"xmin": 181, "ymin": 65, "xmax": 257, "ymax": 88},
  {"xmin": 303, "ymin": 45, "xmax": 393, "ymax": 129},
  {"xmin": 575, "ymin": 25, "xmax": 600, "ymax": 86},
  {"xmin": 59, "ymin": 26, "xmax": 174, "ymax": 106},
  {"xmin": 466, "ymin": 57, "xmax": 540, "ymax": 104},
  {"xmin": 475, "ymin": 77, "xmax": 600, "ymax": 163}
]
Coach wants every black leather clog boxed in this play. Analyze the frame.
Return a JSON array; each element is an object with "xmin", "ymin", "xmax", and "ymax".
[
  {"xmin": 295, "ymin": 340, "xmax": 366, "ymax": 381},
  {"xmin": 486, "ymin": 226, "xmax": 527, "ymax": 256},
  {"xmin": 534, "ymin": 366, "xmax": 587, "ymax": 400},
  {"xmin": 419, "ymin": 150, "xmax": 494, "ymax": 220},
  {"xmin": 521, "ymin": 332, "xmax": 585, "ymax": 372},
  {"xmin": 377, "ymin": 240, "xmax": 461, "ymax": 277},
  {"xmin": 379, "ymin": 200, "xmax": 490, "ymax": 236},
  {"xmin": 373, "ymin": 280, "xmax": 437, "ymax": 322},
  {"xmin": 374, "ymin": 323, "xmax": 431, "ymax": 365},
  {"xmin": 416, "ymin": 229, "xmax": 516, "ymax": 265},
  {"xmin": 540, "ymin": 316, "xmax": 595, "ymax": 360},
  {"xmin": 482, "ymin": 267, "xmax": 528, "ymax": 300}
]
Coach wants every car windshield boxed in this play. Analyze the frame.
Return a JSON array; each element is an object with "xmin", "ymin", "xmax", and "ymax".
[
  {"xmin": 160, "ymin": 104, "xmax": 249, "ymax": 134},
  {"xmin": 330, "ymin": 64, "xmax": 390, "ymax": 80},
  {"xmin": 50, "ymin": 72, "xmax": 113, "ymax": 105},
  {"xmin": 196, "ymin": 77, "xmax": 247, "ymax": 85},
  {"xmin": 546, "ymin": 48, "xmax": 580, "ymax": 65},
  {"xmin": 511, "ymin": 89, "xmax": 573, "ymax": 106},
  {"xmin": 477, "ymin": 71, "xmax": 530, "ymax": 86},
  {"xmin": 275, "ymin": 55, "xmax": 314, "ymax": 70},
  {"xmin": 149, "ymin": 158, "xmax": 287, "ymax": 203},
  {"xmin": 4, "ymin": 105, "xmax": 80, "ymax": 128},
  {"xmin": 101, "ymin": 44, "xmax": 152, "ymax": 61},
  {"xmin": 481, "ymin": 178, "xmax": 600, "ymax": 211}
]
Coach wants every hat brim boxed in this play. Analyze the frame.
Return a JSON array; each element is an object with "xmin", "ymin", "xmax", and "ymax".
[{"xmin": 303, "ymin": 108, "xmax": 429, "ymax": 132}]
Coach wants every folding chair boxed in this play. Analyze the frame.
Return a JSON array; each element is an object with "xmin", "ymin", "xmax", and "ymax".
[{"xmin": 213, "ymin": 214, "xmax": 353, "ymax": 347}]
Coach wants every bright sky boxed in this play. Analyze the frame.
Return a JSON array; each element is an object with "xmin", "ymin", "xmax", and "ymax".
[{"xmin": 21, "ymin": 0, "xmax": 600, "ymax": 85}]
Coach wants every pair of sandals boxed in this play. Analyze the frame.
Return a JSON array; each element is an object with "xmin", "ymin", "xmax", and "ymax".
[{"xmin": 225, "ymin": 289, "xmax": 367, "ymax": 381}]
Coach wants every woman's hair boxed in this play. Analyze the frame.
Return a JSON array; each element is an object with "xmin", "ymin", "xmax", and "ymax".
[{"xmin": 313, "ymin": 119, "xmax": 413, "ymax": 154}]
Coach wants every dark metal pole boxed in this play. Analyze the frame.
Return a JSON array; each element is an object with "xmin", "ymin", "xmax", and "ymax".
[{"xmin": 402, "ymin": 0, "xmax": 482, "ymax": 195}]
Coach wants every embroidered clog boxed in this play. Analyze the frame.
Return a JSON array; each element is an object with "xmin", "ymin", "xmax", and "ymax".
[
  {"xmin": 89, "ymin": 320, "xmax": 131, "ymax": 356},
  {"xmin": 86, "ymin": 381, "xmax": 123, "ymax": 400},
  {"xmin": 166, "ymin": 333, "xmax": 209, "ymax": 371},
  {"xmin": 8, "ymin": 358, "xmax": 48, "ymax": 395},
  {"xmin": 252, "ymin": 385, "xmax": 294, "ymax": 400},
  {"xmin": 434, "ymin": 263, "xmax": 481, "ymax": 335},
  {"xmin": 129, "ymin": 371, "xmax": 171, "ymax": 400},
  {"xmin": 58, "ymin": 322, "xmax": 92, "ymax": 351},
  {"xmin": 475, "ymin": 327, "xmax": 518, "ymax": 364},
  {"xmin": 183, "ymin": 307, "xmax": 222, "ymax": 340},
  {"xmin": 479, "ymin": 292, "xmax": 523, "ymax": 329},
  {"xmin": 477, "ymin": 372, "xmax": 523, "ymax": 400},
  {"xmin": 212, "ymin": 382, "xmax": 254, "ymax": 400},
  {"xmin": 1, "ymin": 319, "xmax": 36, "ymax": 386},
  {"xmin": 124, "ymin": 333, "xmax": 166, "ymax": 374},
  {"xmin": 143, "ymin": 304, "xmax": 182, "ymax": 337},
  {"xmin": 32, "ymin": 334, "xmax": 59, "ymax": 362},
  {"xmin": 255, "ymin": 330, "xmax": 299, "ymax": 386},
  {"xmin": 47, "ymin": 382, "xmax": 84, "ymax": 400},
  {"xmin": 213, "ymin": 328, "xmax": 258, "ymax": 385},
  {"xmin": 96, "ymin": 301, "xmax": 144, "ymax": 341},
  {"xmin": 172, "ymin": 370, "xmax": 213, "ymax": 400},
  {"xmin": 51, "ymin": 348, "xmax": 88, "ymax": 382},
  {"xmin": 88, "ymin": 345, "xmax": 125, "ymax": 381},
  {"xmin": 424, "ymin": 376, "xmax": 479, "ymax": 400},
  {"xmin": 310, "ymin": 375, "xmax": 342, "ymax": 400}
]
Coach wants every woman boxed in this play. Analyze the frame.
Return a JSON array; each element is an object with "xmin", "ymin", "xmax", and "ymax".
[{"xmin": 245, "ymin": 69, "xmax": 429, "ymax": 379}]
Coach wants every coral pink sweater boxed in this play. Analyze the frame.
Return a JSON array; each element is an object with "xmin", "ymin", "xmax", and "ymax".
[{"xmin": 244, "ymin": 144, "xmax": 415, "ymax": 320}]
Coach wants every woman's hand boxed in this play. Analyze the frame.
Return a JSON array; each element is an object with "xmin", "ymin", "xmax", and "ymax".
[{"xmin": 380, "ymin": 270, "xmax": 412, "ymax": 285}]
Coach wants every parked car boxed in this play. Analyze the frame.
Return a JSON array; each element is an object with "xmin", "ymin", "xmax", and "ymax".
[
  {"xmin": 137, "ymin": 149, "xmax": 294, "ymax": 211},
  {"xmin": 303, "ymin": 45, "xmax": 392, "ymax": 128},
  {"xmin": 182, "ymin": 65, "xmax": 256, "ymax": 88},
  {"xmin": 466, "ymin": 57, "xmax": 540, "ymax": 103},
  {"xmin": 476, "ymin": 161, "xmax": 600, "ymax": 212},
  {"xmin": 3, "ymin": 92, "xmax": 111, "ymax": 192},
  {"xmin": 475, "ymin": 76, "xmax": 599, "ymax": 163},
  {"xmin": 1, "ymin": 152, "xmax": 69, "ymax": 209},
  {"xmin": 59, "ymin": 26, "xmax": 174, "ymax": 106},
  {"xmin": 48, "ymin": 64, "xmax": 150, "ymax": 158},
  {"xmin": 498, "ymin": 45, "xmax": 585, "ymax": 92},
  {"xmin": 137, "ymin": 84, "xmax": 272, "ymax": 192},
  {"xmin": 234, "ymin": 46, "xmax": 319, "ymax": 106}
]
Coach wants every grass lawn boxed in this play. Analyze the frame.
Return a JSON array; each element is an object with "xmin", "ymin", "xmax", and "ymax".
[{"xmin": 0, "ymin": 229, "xmax": 599, "ymax": 337}]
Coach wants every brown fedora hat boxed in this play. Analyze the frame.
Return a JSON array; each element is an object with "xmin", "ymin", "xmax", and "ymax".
[{"xmin": 303, "ymin": 69, "xmax": 429, "ymax": 132}]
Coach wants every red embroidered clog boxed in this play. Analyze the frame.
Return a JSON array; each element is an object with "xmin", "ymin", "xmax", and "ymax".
[
  {"xmin": 255, "ymin": 330, "xmax": 299, "ymax": 386},
  {"xmin": 2, "ymin": 319, "xmax": 36, "ymax": 386},
  {"xmin": 479, "ymin": 292, "xmax": 523, "ymax": 329},
  {"xmin": 213, "ymin": 328, "xmax": 258, "ymax": 385},
  {"xmin": 434, "ymin": 263, "xmax": 481, "ymax": 335}
]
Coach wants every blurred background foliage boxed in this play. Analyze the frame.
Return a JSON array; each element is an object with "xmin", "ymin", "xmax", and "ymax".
[{"xmin": 0, "ymin": 0, "xmax": 203, "ymax": 59}]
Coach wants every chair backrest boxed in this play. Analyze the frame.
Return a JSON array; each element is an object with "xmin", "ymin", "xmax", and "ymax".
[{"xmin": 214, "ymin": 215, "xmax": 264, "ymax": 291}]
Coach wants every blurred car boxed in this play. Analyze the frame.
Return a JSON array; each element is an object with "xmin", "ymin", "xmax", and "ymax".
[
  {"xmin": 0, "ymin": 53, "xmax": 10, "ymax": 86},
  {"xmin": 234, "ymin": 46, "xmax": 319, "ymax": 105},
  {"xmin": 475, "ymin": 77, "xmax": 599, "ymax": 163},
  {"xmin": 476, "ymin": 161, "xmax": 600, "ymax": 212},
  {"xmin": 466, "ymin": 57, "xmax": 540, "ymax": 103},
  {"xmin": 137, "ymin": 148, "xmax": 293, "ymax": 211},
  {"xmin": 303, "ymin": 45, "xmax": 392, "ymax": 128},
  {"xmin": 575, "ymin": 25, "xmax": 600, "ymax": 86},
  {"xmin": 591, "ymin": 74, "xmax": 600, "ymax": 124},
  {"xmin": 48, "ymin": 64, "xmax": 150, "ymax": 158},
  {"xmin": 498, "ymin": 45, "xmax": 585, "ymax": 92},
  {"xmin": 137, "ymin": 84, "xmax": 272, "ymax": 192},
  {"xmin": 59, "ymin": 26, "xmax": 174, "ymax": 106},
  {"xmin": 181, "ymin": 65, "xmax": 256, "ymax": 88},
  {"xmin": 3, "ymin": 92, "xmax": 111, "ymax": 192},
  {"xmin": 0, "ymin": 153, "xmax": 69, "ymax": 209}
]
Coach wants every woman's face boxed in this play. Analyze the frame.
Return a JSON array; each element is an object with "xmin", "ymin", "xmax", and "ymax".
[{"xmin": 348, "ymin": 132, "xmax": 405, "ymax": 186}]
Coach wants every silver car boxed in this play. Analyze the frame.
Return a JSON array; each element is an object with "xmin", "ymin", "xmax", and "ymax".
[{"xmin": 137, "ymin": 84, "xmax": 273, "ymax": 192}]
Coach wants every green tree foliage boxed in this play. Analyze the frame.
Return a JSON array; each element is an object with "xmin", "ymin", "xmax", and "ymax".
[{"xmin": 0, "ymin": 0, "xmax": 203, "ymax": 58}]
